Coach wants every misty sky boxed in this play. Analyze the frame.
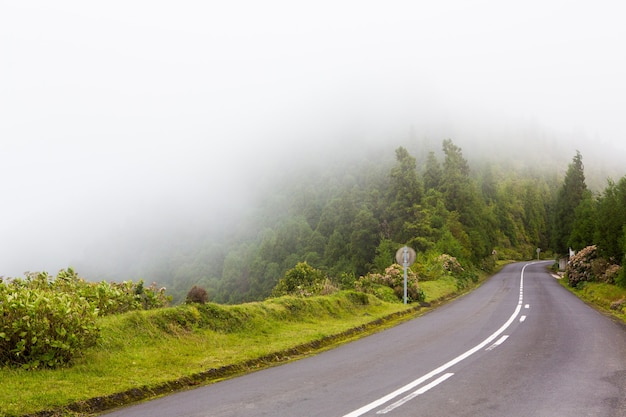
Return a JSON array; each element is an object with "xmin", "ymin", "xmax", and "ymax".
[{"xmin": 1, "ymin": 1, "xmax": 625, "ymax": 277}]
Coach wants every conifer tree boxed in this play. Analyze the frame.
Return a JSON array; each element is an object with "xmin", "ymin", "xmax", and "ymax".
[
  {"xmin": 423, "ymin": 151, "xmax": 442, "ymax": 191},
  {"xmin": 594, "ymin": 176, "xmax": 626, "ymax": 262},
  {"xmin": 386, "ymin": 147, "xmax": 424, "ymax": 243},
  {"xmin": 552, "ymin": 151, "xmax": 588, "ymax": 255},
  {"xmin": 440, "ymin": 139, "xmax": 496, "ymax": 261}
]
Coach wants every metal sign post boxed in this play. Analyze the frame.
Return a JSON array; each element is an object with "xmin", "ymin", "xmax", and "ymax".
[
  {"xmin": 403, "ymin": 247, "xmax": 408, "ymax": 304},
  {"xmin": 395, "ymin": 246, "xmax": 416, "ymax": 304}
]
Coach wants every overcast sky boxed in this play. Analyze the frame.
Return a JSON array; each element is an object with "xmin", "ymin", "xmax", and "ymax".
[{"xmin": 1, "ymin": 0, "xmax": 625, "ymax": 277}]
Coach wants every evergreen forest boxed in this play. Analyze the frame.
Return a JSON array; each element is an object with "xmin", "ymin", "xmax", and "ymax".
[{"xmin": 113, "ymin": 138, "xmax": 626, "ymax": 304}]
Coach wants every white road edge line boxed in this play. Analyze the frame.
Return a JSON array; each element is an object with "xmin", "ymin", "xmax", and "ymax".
[
  {"xmin": 342, "ymin": 262, "xmax": 535, "ymax": 417},
  {"xmin": 376, "ymin": 373, "xmax": 455, "ymax": 414}
]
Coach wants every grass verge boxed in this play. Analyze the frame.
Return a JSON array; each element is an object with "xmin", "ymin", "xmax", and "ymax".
[
  {"xmin": 1, "ymin": 278, "xmax": 484, "ymax": 417},
  {"xmin": 558, "ymin": 278, "xmax": 626, "ymax": 323}
]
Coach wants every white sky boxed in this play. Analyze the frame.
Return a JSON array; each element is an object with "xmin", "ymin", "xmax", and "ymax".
[{"xmin": 1, "ymin": 0, "xmax": 625, "ymax": 277}]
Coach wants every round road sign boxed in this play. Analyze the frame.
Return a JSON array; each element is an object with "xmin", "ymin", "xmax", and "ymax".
[{"xmin": 395, "ymin": 246, "xmax": 416, "ymax": 266}]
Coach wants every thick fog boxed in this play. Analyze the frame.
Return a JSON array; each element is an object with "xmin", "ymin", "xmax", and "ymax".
[{"xmin": 1, "ymin": 1, "xmax": 625, "ymax": 277}]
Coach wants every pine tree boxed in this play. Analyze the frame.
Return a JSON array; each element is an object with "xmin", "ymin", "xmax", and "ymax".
[
  {"xmin": 440, "ymin": 139, "xmax": 496, "ymax": 261},
  {"xmin": 551, "ymin": 151, "xmax": 588, "ymax": 255},
  {"xmin": 386, "ymin": 147, "xmax": 424, "ymax": 243},
  {"xmin": 594, "ymin": 176, "xmax": 626, "ymax": 262},
  {"xmin": 423, "ymin": 151, "xmax": 442, "ymax": 191}
]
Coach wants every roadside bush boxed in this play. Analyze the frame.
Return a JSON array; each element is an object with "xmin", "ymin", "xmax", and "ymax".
[
  {"xmin": 186, "ymin": 285, "xmax": 209, "ymax": 304},
  {"xmin": 455, "ymin": 266, "xmax": 479, "ymax": 290},
  {"xmin": 416, "ymin": 252, "xmax": 475, "ymax": 291},
  {"xmin": 416, "ymin": 251, "xmax": 466, "ymax": 281},
  {"xmin": 600, "ymin": 264, "xmax": 621, "ymax": 284},
  {"xmin": 0, "ymin": 284, "xmax": 98, "ymax": 369},
  {"xmin": 564, "ymin": 246, "xmax": 625, "ymax": 288},
  {"xmin": 438, "ymin": 254, "xmax": 465, "ymax": 275},
  {"xmin": 0, "ymin": 269, "xmax": 170, "ymax": 369},
  {"xmin": 566, "ymin": 245, "xmax": 596, "ymax": 287},
  {"xmin": 11, "ymin": 269, "xmax": 170, "ymax": 315},
  {"xmin": 59, "ymin": 270, "xmax": 170, "ymax": 315},
  {"xmin": 356, "ymin": 264, "xmax": 424, "ymax": 303},
  {"xmin": 272, "ymin": 262, "xmax": 333, "ymax": 297}
]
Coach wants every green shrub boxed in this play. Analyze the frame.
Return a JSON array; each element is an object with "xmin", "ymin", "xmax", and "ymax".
[
  {"xmin": 600, "ymin": 264, "xmax": 621, "ymax": 284},
  {"xmin": 616, "ymin": 262, "xmax": 626, "ymax": 288},
  {"xmin": 0, "ymin": 284, "xmax": 99, "ymax": 369},
  {"xmin": 12, "ymin": 269, "xmax": 170, "ymax": 316},
  {"xmin": 272, "ymin": 262, "xmax": 331, "ymax": 297},
  {"xmin": 455, "ymin": 266, "xmax": 479, "ymax": 290},
  {"xmin": 0, "ymin": 269, "xmax": 170, "ymax": 369},
  {"xmin": 57, "ymin": 270, "xmax": 170, "ymax": 315},
  {"xmin": 356, "ymin": 264, "xmax": 424, "ymax": 303}
]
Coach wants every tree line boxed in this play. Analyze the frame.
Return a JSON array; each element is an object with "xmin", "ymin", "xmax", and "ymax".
[{"xmin": 143, "ymin": 138, "xmax": 623, "ymax": 304}]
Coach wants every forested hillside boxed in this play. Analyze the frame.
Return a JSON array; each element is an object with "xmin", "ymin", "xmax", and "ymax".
[{"xmin": 72, "ymin": 137, "xmax": 625, "ymax": 304}]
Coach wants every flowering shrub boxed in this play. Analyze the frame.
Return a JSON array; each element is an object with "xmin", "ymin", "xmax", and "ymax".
[
  {"xmin": 437, "ymin": 254, "xmax": 464, "ymax": 275},
  {"xmin": 600, "ymin": 264, "xmax": 621, "ymax": 284},
  {"xmin": 566, "ymin": 245, "xmax": 597, "ymax": 287},
  {"xmin": 566, "ymin": 245, "xmax": 625, "ymax": 288},
  {"xmin": 356, "ymin": 264, "xmax": 424, "ymax": 303}
]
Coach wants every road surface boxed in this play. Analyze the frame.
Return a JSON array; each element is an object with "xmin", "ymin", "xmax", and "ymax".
[{"xmin": 102, "ymin": 262, "xmax": 626, "ymax": 416}]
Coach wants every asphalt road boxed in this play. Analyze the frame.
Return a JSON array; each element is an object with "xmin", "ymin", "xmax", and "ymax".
[{"xmin": 102, "ymin": 262, "xmax": 626, "ymax": 416}]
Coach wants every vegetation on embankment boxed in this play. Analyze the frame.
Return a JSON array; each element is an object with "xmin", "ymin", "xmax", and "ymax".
[
  {"xmin": 559, "ymin": 278, "xmax": 626, "ymax": 323},
  {"xmin": 0, "ymin": 275, "xmax": 475, "ymax": 417},
  {"xmin": 558, "ymin": 244, "xmax": 626, "ymax": 324}
]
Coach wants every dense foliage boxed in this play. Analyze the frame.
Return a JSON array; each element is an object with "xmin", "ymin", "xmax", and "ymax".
[
  {"xmin": 0, "ymin": 274, "xmax": 98, "ymax": 369},
  {"xmin": 356, "ymin": 264, "xmax": 424, "ymax": 303},
  {"xmin": 271, "ymin": 262, "xmax": 337, "ymax": 297},
  {"xmin": 0, "ymin": 269, "xmax": 170, "ymax": 369},
  {"xmin": 566, "ymin": 245, "xmax": 622, "ymax": 288},
  {"xmin": 552, "ymin": 151, "xmax": 588, "ymax": 254},
  {"xmin": 558, "ymin": 155, "xmax": 626, "ymax": 288}
]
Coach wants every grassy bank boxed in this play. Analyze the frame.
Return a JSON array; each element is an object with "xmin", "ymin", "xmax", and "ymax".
[
  {"xmin": 1, "ymin": 277, "xmax": 475, "ymax": 417},
  {"xmin": 558, "ymin": 278, "xmax": 626, "ymax": 323}
]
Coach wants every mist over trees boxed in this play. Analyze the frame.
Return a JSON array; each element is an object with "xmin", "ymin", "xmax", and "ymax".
[{"xmin": 66, "ymin": 134, "xmax": 626, "ymax": 304}]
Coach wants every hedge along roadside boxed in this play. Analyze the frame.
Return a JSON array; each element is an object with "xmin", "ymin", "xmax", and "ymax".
[
  {"xmin": 0, "ymin": 281, "xmax": 98, "ymax": 369},
  {"xmin": 0, "ymin": 269, "xmax": 170, "ymax": 369}
]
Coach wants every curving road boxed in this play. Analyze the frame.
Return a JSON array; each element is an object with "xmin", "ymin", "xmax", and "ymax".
[{"xmin": 102, "ymin": 262, "xmax": 626, "ymax": 417}]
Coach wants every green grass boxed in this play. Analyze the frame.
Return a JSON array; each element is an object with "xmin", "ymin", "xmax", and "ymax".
[
  {"xmin": 559, "ymin": 279, "xmax": 626, "ymax": 322},
  {"xmin": 0, "ymin": 279, "xmax": 482, "ymax": 417},
  {"xmin": 0, "ymin": 292, "xmax": 413, "ymax": 416},
  {"xmin": 421, "ymin": 275, "xmax": 459, "ymax": 302}
]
